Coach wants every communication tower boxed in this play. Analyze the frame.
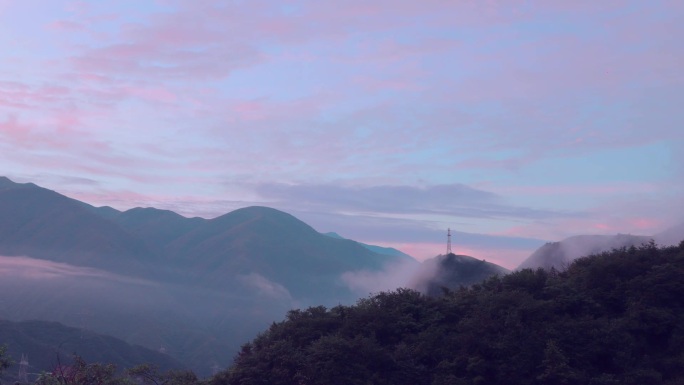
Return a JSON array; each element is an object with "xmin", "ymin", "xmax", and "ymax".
[
  {"xmin": 447, "ymin": 228, "xmax": 452, "ymax": 255},
  {"xmin": 18, "ymin": 354, "xmax": 29, "ymax": 383}
]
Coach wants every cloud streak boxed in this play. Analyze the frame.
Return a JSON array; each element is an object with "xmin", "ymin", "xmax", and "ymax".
[
  {"xmin": 256, "ymin": 183, "xmax": 575, "ymax": 220},
  {"xmin": 0, "ymin": 255, "xmax": 153, "ymax": 285}
]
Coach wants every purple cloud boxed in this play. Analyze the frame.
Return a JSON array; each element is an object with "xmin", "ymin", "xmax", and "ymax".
[{"xmin": 255, "ymin": 183, "xmax": 577, "ymax": 220}]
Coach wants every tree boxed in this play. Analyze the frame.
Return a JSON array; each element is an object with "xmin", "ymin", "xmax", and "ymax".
[
  {"xmin": 127, "ymin": 364, "xmax": 200, "ymax": 385},
  {"xmin": 34, "ymin": 355, "xmax": 129, "ymax": 385},
  {"xmin": 0, "ymin": 344, "xmax": 12, "ymax": 376},
  {"xmin": 537, "ymin": 340, "xmax": 578, "ymax": 385}
]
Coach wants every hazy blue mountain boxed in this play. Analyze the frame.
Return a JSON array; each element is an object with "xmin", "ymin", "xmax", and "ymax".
[
  {"xmin": 419, "ymin": 253, "xmax": 509, "ymax": 295},
  {"xmin": 0, "ymin": 177, "xmax": 158, "ymax": 274},
  {"xmin": 85, "ymin": 205, "xmax": 122, "ymax": 220},
  {"xmin": 0, "ymin": 177, "xmax": 401, "ymax": 301},
  {"xmin": 517, "ymin": 233, "xmax": 653, "ymax": 270},
  {"xmin": 164, "ymin": 206, "xmax": 397, "ymax": 301},
  {"xmin": 324, "ymin": 232, "xmax": 417, "ymax": 262},
  {"xmin": 112, "ymin": 207, "xmax": 205, "ymax": 249},
  {"xmin": 0, "ymin": 319, "xmax": 183, "ymax": 383},
  {"xmin": 0, "ymin": 176, "xmax": 414, "ymax": 375}
]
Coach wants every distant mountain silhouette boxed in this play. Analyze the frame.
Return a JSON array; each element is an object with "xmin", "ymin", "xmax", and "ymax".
[
  {"xmin": 0, "ymin": 318, "xmax": 183, "ymax": 383},
  {"xmin": 112, "ymin": 207, "xmax": 205, "ymax": 249},
  {"xmin": 517, "ymin": 234, "xmax": 653, "ymax": 270},
  {"xmin": 162, "ymin": 206, "xmax": 397, "ymax": 301},
  {"xmin": 419, "ymin": 253, "xmax": 509, "ymax": 295},
  {"xmin": 0, "ymin": 177, "xmax": 157, "ymax": 274},
  {"xmin": 0, "ymin": 177, "xmax": 402, "ymax": 302}
]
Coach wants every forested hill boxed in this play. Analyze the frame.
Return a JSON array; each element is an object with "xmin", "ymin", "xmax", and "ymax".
[{"xmin": 213, "ymin": 241, "xmax": 684, "ymax": 385}]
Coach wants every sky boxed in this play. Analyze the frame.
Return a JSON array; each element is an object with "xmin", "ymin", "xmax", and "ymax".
[{"xmin": 1, "ymin": 0, "xmax": 683, "ymax": 269}]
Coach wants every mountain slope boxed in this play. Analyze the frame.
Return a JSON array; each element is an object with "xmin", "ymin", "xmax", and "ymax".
[
  {"xmin": 0, "ymin": 177, "xmax": 401, "ymax": 301},
  {"xmin": 419, "ymin": 253, "xmax": 509, "ymax": 295},
  {"xmin": 0, "ymin": 319, "xmax": 183, "ymax": 383},
  {"xmin": 112, "ymin": 207, "xmax": 205, "ymax": 249},
  {"xmin": 517, "ymin": 233, "xmax": 653, "ymax": 270},
  {"xmin": 165, "ymin": 206, "xmax": 396, "ymax": 300},
  {"xmin": 0, "ymin": 178, "xmax": 157, "ymax": 274},
  {"xmin": 324, "ymin": 232, "xmax": 416, "ymax": 262}
]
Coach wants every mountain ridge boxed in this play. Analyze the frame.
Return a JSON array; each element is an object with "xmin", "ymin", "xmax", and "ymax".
[
  {"xmin": 517, "ymin": 219, "xmax": 684, "ymax": 271},
  {"xmin": 0, "ymin": 318, "xmax": 183, "ymax": 383}
]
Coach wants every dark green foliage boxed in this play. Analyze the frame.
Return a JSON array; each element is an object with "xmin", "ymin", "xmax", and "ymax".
[
  {"xmin": 0, "ymin": 344, "xmax": 12, "ymax": 375},
  {"xmin": 34, "ymin": 355, "xmax": 127, "ymax": 385},
  {"xmin": 216, "ymin": 242, "xmax": 684, "ymax": 385},
  {"xmin": 127, "ymin": 363, "xmax": 200, "ymax": 385},
  {"xmin": 28, "ymin": 356, "xmax": 200, "ymax": 385}
]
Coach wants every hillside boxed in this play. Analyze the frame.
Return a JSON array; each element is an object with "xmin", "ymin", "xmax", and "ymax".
[
  {"xmin": 324, "ymin": 232, "xmax": 417, "ymax": 262},
  {"xmin": 0, "ymin": 177, "xmax": 158, "ymax": 275},
  {"xmin": 157, "ymin": 206, "xmax": 397, "ymax": 300},
  {"xmin": 0, "ymin": 319, "xmax": 183, "ymax": 383},
  {"xmin": 419, "ymin": 253, "xmax": 509, "ymax": 295},
  {"xmin": 517, "ymin": 233, "xmax": 653, "ymax": 270},
  {"xmin": 215, "ymin": 242, "xmax": 684, "ymax": 385}
]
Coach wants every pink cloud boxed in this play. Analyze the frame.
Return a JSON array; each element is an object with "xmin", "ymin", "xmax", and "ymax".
[
  {"xmin": 125, "ymin": 86, "xmax": 177, "ymax": 103},
  {"xmin": 48, "ymin": 20, "xmax": 84, "ymax": 31},
  {"xmin": 0, "ymin": 255, "xmax": 152, "ymax": 284}
]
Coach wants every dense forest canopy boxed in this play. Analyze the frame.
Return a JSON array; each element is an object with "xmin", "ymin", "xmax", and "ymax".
[{"xmin": 214, "ymin": 241, "xmax": 684, "ymax": 385}]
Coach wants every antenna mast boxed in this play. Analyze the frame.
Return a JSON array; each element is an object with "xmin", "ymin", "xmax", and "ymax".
[
  {"xmin": 446, "ymin": 228, "xmax": 452, "ymax": 255},
  {"xmin": 18, "ymin": 354, "xmax": 29, "ymax": 383}
]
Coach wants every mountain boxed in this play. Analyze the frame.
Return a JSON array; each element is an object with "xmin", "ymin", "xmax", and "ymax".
[
  {"xmin": 419, "ymin": 253, "xmax": 509, "ymax": 295},
  {"xmin": 324, "ymin": 232, "xmax": 417, "ymax": 262},
  {"xmin": 110, "ymin": 207, "xmax": 205, "ymax": 249},
  {"xmin": 0, "ymin": 176, "xmax": 412, "ymax": 375},
  {"xmin": 518, "ymin": 233, "xmax": 653, "ymax": 270},
  {"xmin": 0, "ymin": 177, "xmax": 157, "ymax": 275},
  {"xmin": 162, "ymin": 206, "xmax": 397, "ymax": 301},
  {"xmin": 0, "ymin": 177, "xmax": 400, "ymax": 300},
  {"xmin": 0, "ymin": 319, "xmax": 183, "ymax": 383}
]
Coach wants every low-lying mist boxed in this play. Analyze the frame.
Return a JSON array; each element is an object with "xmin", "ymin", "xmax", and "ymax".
[
  {"xmin": 0, "ymin": 252, "xmax": 492, "ymax": 376},
  {"xmin": 0, "ymin": 255, "xmax": 295, "ymax": 376},
  {"xmin": 340, "ymin": 258, "xmax": 438, "ymax": 295}
]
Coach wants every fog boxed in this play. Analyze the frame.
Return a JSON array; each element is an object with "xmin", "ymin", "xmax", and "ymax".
[
  {"xmin": 340, "ymin": 258, "xmax": 436, "ymax": 296},
  {"xmin": 0, "ymin": 255, "xmax": 294, "ymax": 376}
]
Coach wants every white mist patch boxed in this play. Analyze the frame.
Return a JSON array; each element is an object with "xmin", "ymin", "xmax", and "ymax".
[
  {"xmin": 0, "ymin": 255, "xmax": 154, "ymax": 285},
  {"xmin": 341, "ymin": 259, "xmax": 439, "ymax": 295},
  {"xmin": 239, "ymin": 273, "xmax": 292, "ymax": 300},
  {"xmin": 655, "ymin": 222, "xmax": 684, "ymax": 246}
]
